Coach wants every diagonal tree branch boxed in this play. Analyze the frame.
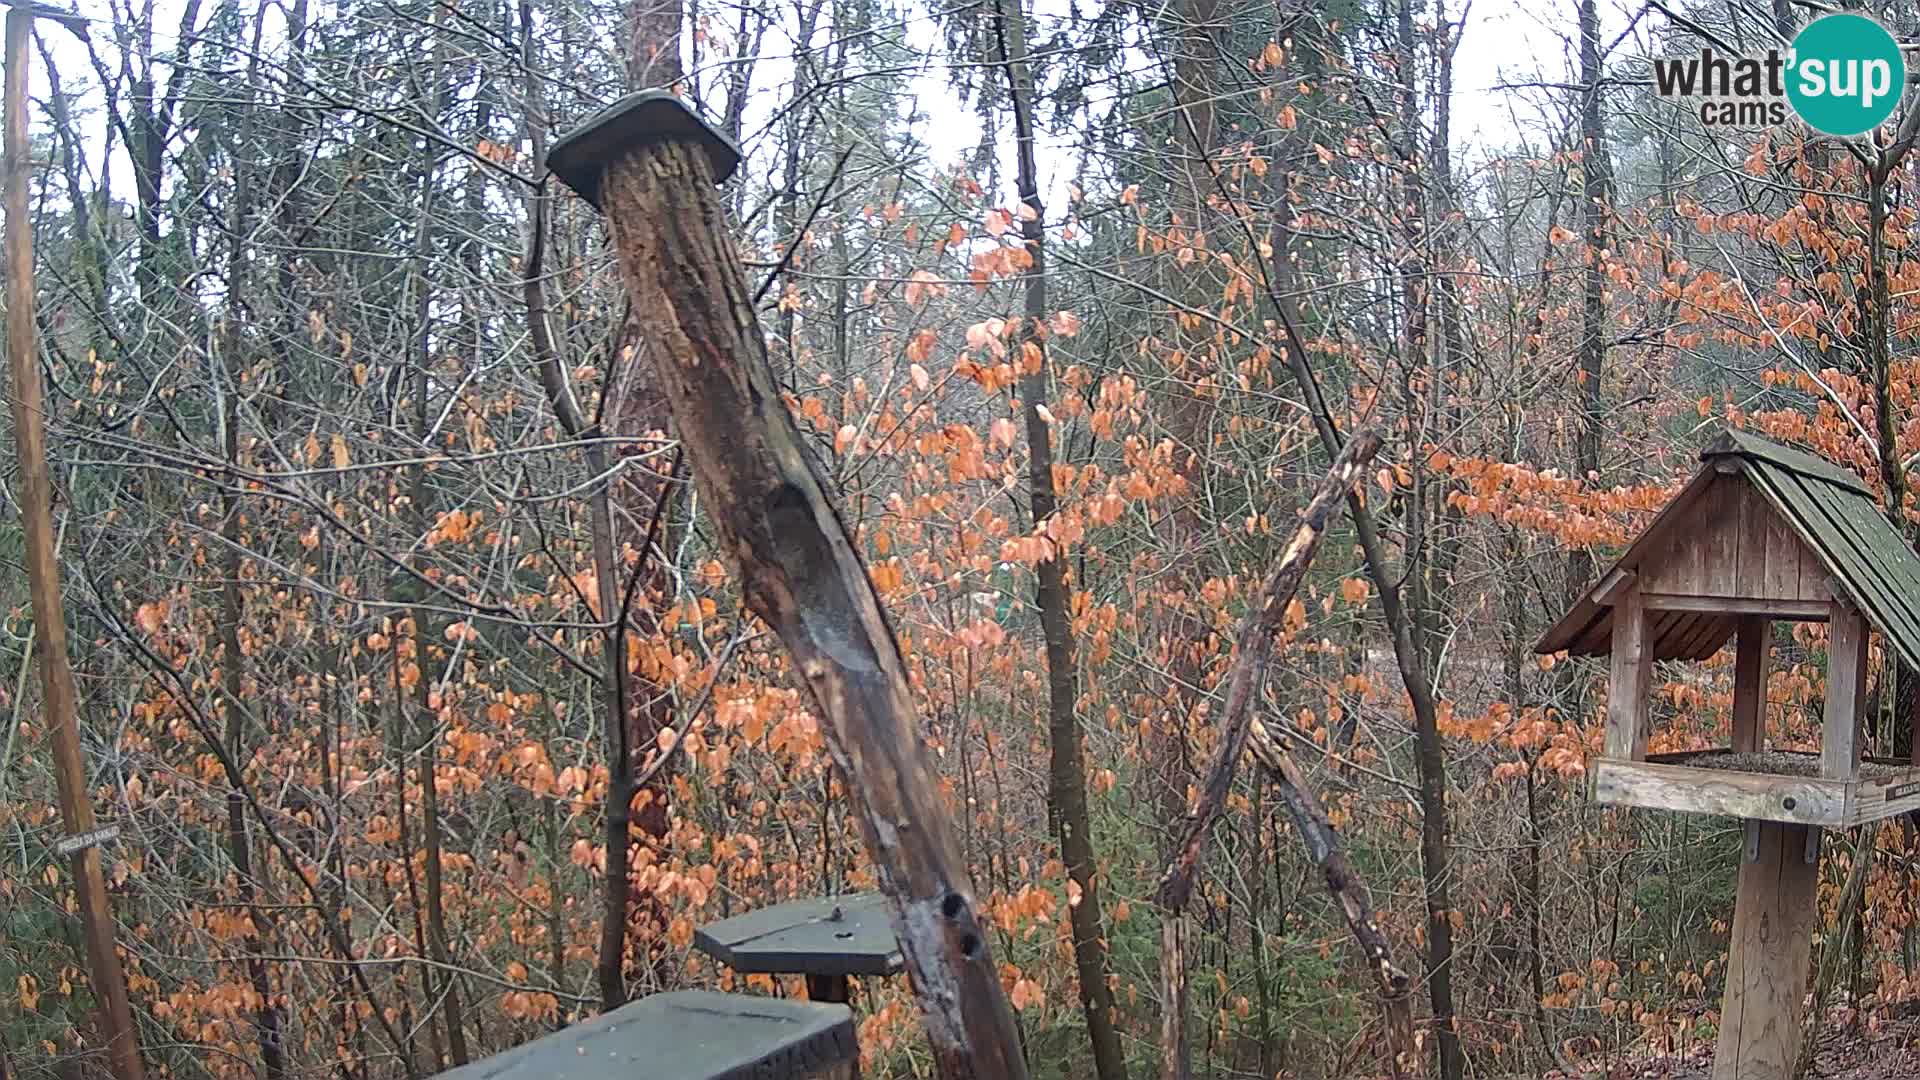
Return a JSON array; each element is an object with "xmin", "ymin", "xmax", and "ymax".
[{"xmin": 1151, "ymin": 426, "xmax": 1390, "ymax": 1080}]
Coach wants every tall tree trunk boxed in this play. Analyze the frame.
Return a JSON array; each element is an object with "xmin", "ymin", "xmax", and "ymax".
[
  {"xmin": 586, "ymin": 425, "xmax": 638, "ymax": 1011},
  {"xmin": 1154, "ymin": 3, "xmax": 1225, "ymax": 1063},
  {"xmin": 1422, "ymin": 0, "xmax": 1468, "ymax": 680},
  {"xmin": 1391, "ymin": 1, "xmax": 1465, "ymax": 1074},
  {"xmin": 402, "ymin": 27, "xmax": 468, "ymax": 1060},
  {"xmin": 522, "ymin": 10, "xmax": 679, "ymax": 1004},
  {"xmin": 100, "ymin": 0, "xmax": 204, "ymax": 307},
  {"xmin": 1565, "ymin": 0, "xmax": 1613, "ymax": 605},
  {"xmin": 771, "ymin": 0, "xmax": 828, "ymax": 387},
  {"xmin": 620, "ymin": 0, "xmax": 694, "ymax": 908},
  {"xmin": 211, "ymin": 31, "xmax": 286, "ymax": 1074},
  {"xmin": 992, "ymin": 2, "xmax": 1126, "ymax": 1076},
  {"xmin": 518, "ymin": 0, "xmax": 640, "ymax": 1011}
]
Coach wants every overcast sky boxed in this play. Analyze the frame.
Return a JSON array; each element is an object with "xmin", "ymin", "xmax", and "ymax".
[
  {"xmin": 17, "ymin": 0, "xmax": 1646, "ymax": 222},
  {"xmin": 893, "ymin": 0, "xmax": 1642, "ymax": 208}
]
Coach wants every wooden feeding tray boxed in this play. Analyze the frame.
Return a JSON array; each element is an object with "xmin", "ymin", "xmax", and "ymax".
[
  {"xmin": 1593, "ymin": 749, "xmax": 1920, "ymax": 827},
  {"xmin": 695, "ymin": 893, "xmax": 903, "ymax": 1004},
  {"xmin": 432, "ymin": 990, "xmax": 855, "ymax": 1080}
]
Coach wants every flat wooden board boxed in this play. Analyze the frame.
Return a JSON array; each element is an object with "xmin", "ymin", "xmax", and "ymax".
[
  {"xmin": 1593, "ymin": 758, "xmax": 1845, "ymax": 825},
  {"xmin": 1596, "ymin": 753, "xmax": 1920, "ymax": 826},
  {"xmin": 695, "ymin": 893, "xmax": 904, "ymax": 978},
  {"xmin": 433, "ymin": 991, "xmax": 854, "ymax": 1080},
  {"xmin": 1852, "ymin": 768, "xmax": 1920, "ymax": 825}
]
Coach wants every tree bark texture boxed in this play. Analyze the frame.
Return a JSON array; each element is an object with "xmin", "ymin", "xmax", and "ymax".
[
  {"xmin": 593, "ymin": 137, "xmax": 1028, "ymax": 1079},
  {"xmin": 625, "ymin": 0, "xmax": 683, "ymax": 87},
  {"xmin": 608, "ymin": 0, "xmax": 689, "ymax": 1000},
  {"xmin": 1565, "ymin": 0, "xmax": 1614, "ymax": 606}
]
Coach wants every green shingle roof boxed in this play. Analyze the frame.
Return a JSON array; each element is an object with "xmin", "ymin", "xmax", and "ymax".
[
  {"xmin": 1536, "ymin": 430, "xmax": 1920, "ymax": 671},
  {"xmin": 1716, "ymin": 430, "xmax": 1920, "ymax": 671}
]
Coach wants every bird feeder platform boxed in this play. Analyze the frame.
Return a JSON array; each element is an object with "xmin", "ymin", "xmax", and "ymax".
[
  {"xmin": 432, "ymin": 990, "xmax": 855, "ymax": 1080},
  {"xmin": 1593, "ymin": 749, "xmax": 1920, "ymax": 828},
  {"xmin": 695, "ymin": 892, "xmax": 904, "ymax": 1004},
  {"xmin": 1539, "ymin": 430, "xmax": 1920, "ymax": 1080}
]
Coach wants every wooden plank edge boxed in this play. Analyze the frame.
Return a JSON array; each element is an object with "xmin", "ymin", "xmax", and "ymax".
[
  {"xmin": 1846, "ymin": 772, "xmax": 1920, "ymax": 825},
  {"xmin": 1639, "ymin": 594, "xmax": 1831, "ymax": 620},
  {"xmin": 1591, "ymin": 759, "xmax": 1847, "ymax": 826}
]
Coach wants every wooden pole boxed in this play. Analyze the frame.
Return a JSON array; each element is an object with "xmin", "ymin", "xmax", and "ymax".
[
  {"xmin": 3, "ymin": 11, "xmax": 144, "ymax": 1079},
  {"xmin": 1712, "ymin": 599, "xmax": 1867, "ymax": 1080},
  {"xmin": 547, "ymin": 94, "xmax": 1027, "ymax": 1078},
  {"xmin": 1604, "ymin": 587, "xmax": 1652, "ymax": 761},
  {"xmin": 1712, "ymin": 820, "xmax": 1818, "ymax": 1080},
  {"xmin": 804, "ymin": 974, "xmax": 850, "ymax": 1005},
  {"xmin": 1731, "ymin": 616, "xmax": 1768, "ymax": 753},
  {"xmin": 1823, "ymin": 601, "xmax": 1868, "ymax": 780}
]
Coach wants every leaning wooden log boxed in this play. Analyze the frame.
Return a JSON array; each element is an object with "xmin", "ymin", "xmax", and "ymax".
[
  {"xmin": 1147, "ymin": 428, "xmax": 1387, "ymax": 1080},
  {"xmin": 1246, "ymin": 715, "xmax": 1415, "ymax": 1067},
  {"xmin": 546, "ymin": 92, "xmax": 1027, "ymax": 1079}
]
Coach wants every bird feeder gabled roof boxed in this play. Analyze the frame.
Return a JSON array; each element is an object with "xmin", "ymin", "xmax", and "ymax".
[{"xmin": 1536, "ymin": 429, "xmax": 1920, "ymax": 671}]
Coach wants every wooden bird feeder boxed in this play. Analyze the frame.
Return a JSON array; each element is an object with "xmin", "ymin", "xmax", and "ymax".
[
  {"xmin": 1538, "ymin": 430, "xmax": 1920, "ymax": 1080},
  {"xmin": 434, "ymin": 991, "xmax": 855, "ymax": 1080},
  {"xmin": 695, "ymin": 893, "xmax": 904, "ymax": 1004}
]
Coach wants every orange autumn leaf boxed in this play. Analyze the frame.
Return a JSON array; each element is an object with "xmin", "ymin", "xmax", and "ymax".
[{"xmin": 134, "ymin": 601, "xmax": 168, "ymax": 635}]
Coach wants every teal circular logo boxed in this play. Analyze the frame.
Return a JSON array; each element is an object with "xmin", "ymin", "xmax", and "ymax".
[{"xmin": 1788, "ymin": 14, "xmax": 1906, "ymax": 137}]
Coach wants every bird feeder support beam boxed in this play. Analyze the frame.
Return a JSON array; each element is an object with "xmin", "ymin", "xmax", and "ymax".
[{"xmin": 547, "ymin": 95, "xmax": 1026, "ymax": 1079}]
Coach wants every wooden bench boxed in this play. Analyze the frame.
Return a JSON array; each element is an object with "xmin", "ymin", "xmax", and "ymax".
[
  {"xmin": 695, "ymin": 893, "xmax": 903, "ymax": 1003},
  {"xmin": 436, "ymin": 991, "xmax": 855, "ymax": 1080}
]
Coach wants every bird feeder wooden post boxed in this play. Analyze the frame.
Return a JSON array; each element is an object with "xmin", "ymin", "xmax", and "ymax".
[
  {"xmin": 1539, "ymin": 431, "xmax": 1920, "ymax": 1080},
  {"xmin": 546, "ymin": 93, "xmax": 1028, "ymax": 1079}
]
